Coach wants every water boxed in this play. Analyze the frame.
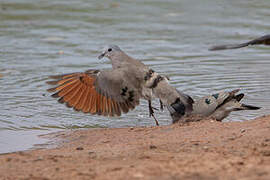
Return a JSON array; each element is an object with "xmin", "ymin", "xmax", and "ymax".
[{"xmin": 0, "ymin": 0, "xmax": 269, "ymax": 153}]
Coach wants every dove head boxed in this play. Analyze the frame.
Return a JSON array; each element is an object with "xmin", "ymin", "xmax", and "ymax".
[{"xmin": 98, "ymin": 45, "xmax": 122, "ymax": 60}]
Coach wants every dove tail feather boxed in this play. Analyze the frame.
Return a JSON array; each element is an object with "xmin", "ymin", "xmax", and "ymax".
[{"xmin": 241, "ymin": 104, "xmax": 261, "ymax": 110}]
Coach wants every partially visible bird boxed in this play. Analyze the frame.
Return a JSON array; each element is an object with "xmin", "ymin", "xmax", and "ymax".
[
  {"xmin": 151, "ymin": 75, "xmax": 194, "ymax": 119},
  {"xmin": 209, "ymin": 34, "xmax": 270, "ymax": 51},
  {"xmin": 171, "ymin": 89, "xmax": 261, "ymax": 123},
  {"xmin": 47, "ymin": 45, "xmax": 193, "ymax": 126}
]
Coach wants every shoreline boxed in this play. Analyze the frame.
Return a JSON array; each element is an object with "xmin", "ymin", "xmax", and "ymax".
[{"xmin": 1, "ymin": 115, "xmax": 270, "ymax": 179}]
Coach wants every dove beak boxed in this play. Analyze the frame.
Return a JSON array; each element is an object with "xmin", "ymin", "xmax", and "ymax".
[{"xmin": 98, "ymin": 52, "xmax": 105, "ymax": 60}]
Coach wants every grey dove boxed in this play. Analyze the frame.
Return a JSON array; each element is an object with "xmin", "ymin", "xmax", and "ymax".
[
  {"xmin": 209, "ymin": 34, "xmax": 270, "ymax": 51},
  {"xmin": 151, "ymin": 75, "xmax": 194, "ymax": 118},
  {"xmin": 47, "ymin": 45, "xmax": 193, "ymax": 126},
  {"xmin": 171, "ymin": 89, "xmax": 261, "ymax": 123}
]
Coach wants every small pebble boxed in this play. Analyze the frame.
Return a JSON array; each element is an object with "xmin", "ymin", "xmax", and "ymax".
[
  {"xmin": 237, "ymin": 161, "xmax": 244, "ymax": 165},
  {"xmin": 149, "ymin": 145, "xmax": 157, "ymax": 149},
  {"xmin": 262, "ymin": 150, "xmax": 270, "ymax": 156},
  {"xmin": 130, "ymin": 127, "xmax": 134, "ymax": 130},
  {"xmin": 76, "ymin": 147, "xmax": 84, "ymax": 150},
  {"xmin": 34, "ymin": 157, "xmax": 43, "ymax": 161},
  {"xmin": 111, "ymin": 167, "xmax": 122, "ymax": 171},
  {"xmin": 240, "ymin": 129, "xmax": 246, "ymax": 133},
  {"xmin": 203, "ymin": 146, "xmax": 208, "ymax": 150}
]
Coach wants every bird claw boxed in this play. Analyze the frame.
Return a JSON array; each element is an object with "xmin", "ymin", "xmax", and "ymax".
[
  {"xmin": 148, "ymin": 100, "xmax": 159, "ymax": 126},
  {"xmin": 151, "ymin": 113, "xmax": 159, "ymax": 126},
  {"xmin": 159, "ymin": 100, "xmax": 164, "ymax": 111}
]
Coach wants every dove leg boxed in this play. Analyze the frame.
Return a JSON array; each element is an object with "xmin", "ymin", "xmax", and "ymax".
[
  {"xmin": 159, "ymin": 100, "xmax": 164, "ymax": 111},
  {"xmin": 148, "ymin": 100, "xmax": 159, "ymax": 126}
]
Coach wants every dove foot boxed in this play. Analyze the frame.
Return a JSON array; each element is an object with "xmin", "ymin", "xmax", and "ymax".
[
  {"xmin": 159, "ymin": 100, "xmax": 164, "ymax": 111},
  {"xmin": 148, "ymin": 100, "xmax": 159, "ymax": 126}
]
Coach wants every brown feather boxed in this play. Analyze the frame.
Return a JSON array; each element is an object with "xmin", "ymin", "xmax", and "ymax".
[
  {"xmin": 105, "ymin": 96, "xmax": 110, "ymax": 116},
  {"xmin": 90, "ymin": 89, "xmax": 97, "ymax": 114},
  {"xmin": 46, "ymin": 77, "xmax": 75, "ymax": 86},
  {"xmin": 51, "ymin": 92, "xmax": 61, "ymax": 98},
  {"xmin": 46, "ymin": 80, "xmax": 60, "ymax": 85},
  {"xmin": 47, "ymin": 87, "xmax": 58, "ymax": 93},
  {"xmin": 113, "ymin": 101, "xmax": 121, "ymax": 116},
  {"xmin": 68, "ymin": 84, "xmax": 84, "ymax": 108},
  {"xmin": 82, "ymin": 87, "xmax": 91, "ymax": 113},
  {"xmin": 62, "ymin": 82, "xmax": 82, "ymax": 104},
  {"xmin": 85, "ymin": 87, "xmax": 93, "ymax": 113},
  {"xmin": 120, "ymin": 102, "xmax": 129, "ymax": 113},
  {"xmin": 58, "ymin": 97, "xmax": 65, "ymax": 104},
  {"xmin": 126, "ymin": 101, "xmax": 135, "ymax": 110},
  {"xmin": 75, "ymin": 85, "xmax": 88, "ymax": 111},
  {"xmin": 49, "ymin": 73, "xmax": 79, "ymax": 80},
  {"xmin": 57, "ymin": 80, "xmax": 81, "ymax": 97},
  {"xmin": 65, "ymin": 84, "xmax": 83, "ymax": 107},
  {"xmin": 80, "ymin": 75, "xmax": 95, "ymax": 86},
  {"xmin": 107, "ymin": 98, "xmax": 112, "ymax": 116},
  {"xmin": 102, "ymin": 95, "xmax": 108, "ymax": 116},
  {"xmin": 96, "ymin": 93, "xmax": 102, "ymax": 115},
  {"xmin": 110, "ymin": 99, "xmax": 115, "ymax": 116},
  {"xmin": 48, "ymin": 79, "xmax": 77, "ymax": 93},
  {"xmin": 110, "ymin": 100, "xmax": 116, "ymax": 116},
  {"xmin": 56, "ymin": 77, "xmax": 77, "ymax": 86}
]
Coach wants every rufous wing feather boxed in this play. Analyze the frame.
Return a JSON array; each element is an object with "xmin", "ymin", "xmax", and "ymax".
[{"xmin": 47, "ymin": 70, "xmax": 139, "ymax": 117}]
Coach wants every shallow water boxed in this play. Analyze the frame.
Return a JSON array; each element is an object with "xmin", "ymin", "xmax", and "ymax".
[{"xmin": 0, "ymin": 0, "xmax": 269, "ymax": 153}]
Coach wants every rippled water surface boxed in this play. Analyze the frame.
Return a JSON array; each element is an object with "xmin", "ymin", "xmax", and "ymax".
[{"xmin": 0, "ymin": 0, "xmax": 269, "ymax": 153}]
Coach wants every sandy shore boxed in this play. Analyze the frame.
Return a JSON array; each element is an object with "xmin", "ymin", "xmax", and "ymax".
[{"xmin": 1, "ymin": 115, "xmax": 270, "ymax": 180}]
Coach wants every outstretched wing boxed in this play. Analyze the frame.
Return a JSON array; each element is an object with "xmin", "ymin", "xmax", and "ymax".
[
  {"xmin": 209, "ymin": 34, "xmax": 270, "ymax": 51},
  {"xmin": 46, "ymin": 69, "xmax": 141, "ymax": 117}
]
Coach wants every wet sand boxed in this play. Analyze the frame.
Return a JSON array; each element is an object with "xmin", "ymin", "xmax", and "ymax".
[{"xmin": 1, "ymin": 115, "xmax": 270, "ymax": 180}]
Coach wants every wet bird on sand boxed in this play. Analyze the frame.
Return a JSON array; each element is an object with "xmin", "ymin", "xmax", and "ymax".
[
  {"xmin": 171, "ymin": 89, "xmax": 261, "ymax": 123},
  {"xmin": 209, "ymin": 34, "xmax": 270, "ymax": 51},
  {"xmin": 47, "ymin": 45, "xmax": 193, "ymax": 126}
]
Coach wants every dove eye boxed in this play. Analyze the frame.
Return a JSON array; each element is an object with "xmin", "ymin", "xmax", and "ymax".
[{"xmin": 108, "ymin": 48, "xmax": 112, "ymax": 52}]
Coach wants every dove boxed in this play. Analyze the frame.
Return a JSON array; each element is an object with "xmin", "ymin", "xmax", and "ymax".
[
  {"xmin": 47, "ymin": 45, "xmax": 193, "ymax": 126},
  {"xmin": 171, "ymin": 89, "xmax": 261, "ymax": 123},
  {"xmin": 209, "ymin": 34, "xmax": 270, "ymax": 51},
  {"xmin": 151, "ymin": 75, "xmax": 194, "ymax": 119}
]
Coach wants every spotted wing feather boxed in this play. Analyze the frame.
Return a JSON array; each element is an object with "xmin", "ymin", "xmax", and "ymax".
[{"xmin": 46, "ymin": 69, "xmax": 140, "ymax": 117}]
